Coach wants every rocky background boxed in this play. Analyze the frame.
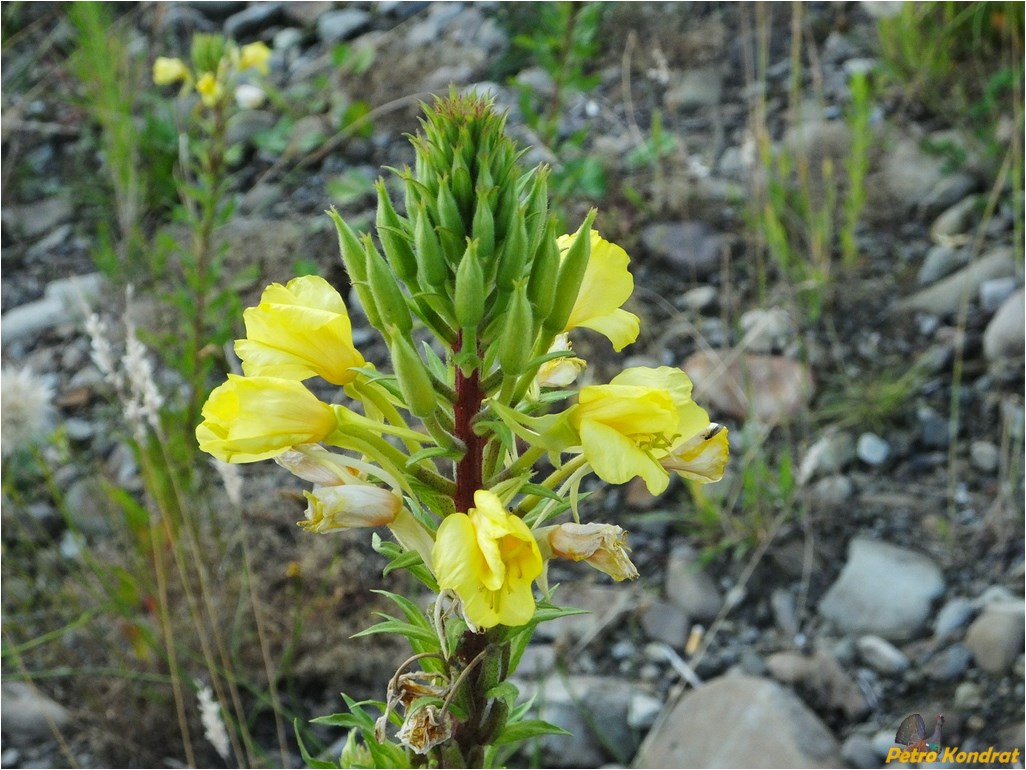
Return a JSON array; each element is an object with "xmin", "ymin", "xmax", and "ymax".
[{"xmin": 1, "ymin": 2, "xmax": 1023, "ymax": 768}]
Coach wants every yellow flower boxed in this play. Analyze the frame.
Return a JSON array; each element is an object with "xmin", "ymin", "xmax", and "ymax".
[
  {"xmin": 570, "ymin": 366, "xmax": 722, "ymax": 495},
  {"xmin": 300, "ymin": 484, "xmax": 403, "ymax": 533},
  {"xmin": 239, "ymin": 41, "xmax": 271, "ymax": 74},
  {"xmin": 235, "ymin": 276, "xmax": 365, "ymax": 386},
  {"xmin": 542, "ymin": 522, "xmax": 639, "ymax": 582},
  {"xmin": 196, "ymin": 72, "xmax": 224, "ymax": 107},
  {"xmin": 432, "ymin": 490, "xmax": 543, "ymax": 629},
  {"xmin": 557, "ymin": 230, "xmax": 640, "ymax": 352},
  {"xmin": 661, "ymin": 423, "xmax": 730, "ymax": 482},
  {"xmin": 153, "ymin": 57, "xmax": 190, "ymax": 85},
  {"xmin": 195, "ymin": 375, "xmax": 337, "ymax": 463}
]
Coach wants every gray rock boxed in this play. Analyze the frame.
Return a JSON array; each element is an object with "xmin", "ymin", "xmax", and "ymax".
[
  {"xmin": 635, "ymin": 675, "xmax": 842, "ymax": 768},
  {"xmin": 282, "ymin": 1, "xmax": 333, "ymax": 27},
  {"xmin": 680, "ymin": 285, "xmax": 718, "ymax": 312},
  {"xmin": 969, "ymin": 440, "xmax": 1000, "ymax": 473},
  {"xmin": 856, "ymin": 635, "xmax": 910, "ymax": 674},
  {"xmin": 983, "ymin": 288, "xmax": 1025, "ymax": 362},
  {"xmin": 640, "ymin": 600, "xmax": 690, "ymax": 648},
  {"xmin": 2, "ymin": 273, "xmax": 106, "ymax": 346},
  {"xmin": 819, "ymin": 537, "xmax": 945, "ymax": 639},
  {"xmin": 683, "ymin": 350, "xmax": 814, "ymax": 425},
  {"xmin": 770, "ymin": 589, "xmax": 799, "ymax": 637},
  {"xmin": 517, "ymin": 644, "xmax": 556, "ymax": 678},
  {"xmin": 224, "ymin": 2, "xmax": 283, "ymax": 39},
  {"xmin": 273, "ymin": 26, "xmax": 304, "ymax": 51},
  {"xmin": 954, "ymin": 681, "xmax": 983, "ymax": 709},
  {"xmin": 627, "ymin": 691, "xmax": 664, "ymax": 730},
  {"xmin": 739, "ymin": 307, "xmax": 794, "ymax": 353},
  {"xmin": 917, "ymin": 244, "xmax": 968, "ymax": 285},
  {"xmin": 927, "ymin": 643, "xmax": 972, "ymax": 680},
  {"xmin": 1, "ymin": 194, "xmax": 74, "ymax": 239},
  {"xmin": 641, "ymin": 222, "xmax": 728, "ymax": 280},
  {"xmin": 160, "ymin": 4, "xmax": 216, "ymax": 34},
  {"xmin": 317, "ymin": 8, "xmax": 371, "ymax": 43},
  {"xmin": 841, "ymin": 733, "xmax": 882, "ymax": 769},
  {"xmin": 665, "ymin": 546, "xmax": 723, "ymax": 622},
  {"xmin": 63, "ymin": 417, "xmax": 95, "ymax": 442},
  {"xmin": 917, "ymin": 405, "xmax": 951, "ymax": 449},
  {"xmin": 964, "ymin": 600, "xmax": 1025, "ymax": 674},
  {"xmin": 26, "ymin": 223, "xmax": 73, "ymax": 261},
  {"xmin": 979, "ymin": 276, "xmax": 1019, "ymax": 311},
  {"xmin": 876, "ymin": 138, "xmax": 947, "ymax": 212},
  {"xmin": 665, "ymin": 68, "xmax": 722, "ymax": 111},
  {"xmin": 225, "ymin": 109, "xmax": 277, "ymax": 147},
  {"xmin": 188, "ymin": 1, "xmax": 246, "ymax": 20},
  {"xmin": 64, "ymin": 475, "xmax": 112, "ymax": 536},
  {"xmin": 804, "ymin": 475, "xmax": 854, "ymax": 508},
  {"xmin": 899, "ymin": 246, "xmax": 1017, "ymax": 316},
  {"xmin": 934, "ymin": 597, "xmax": 975, "ymax": 637},
  {"xmin": 532, "ymin": 583, "xmax": 638, "ymax": 645},
  {"xmin": 856, "ymin": 432, "xmax": 891, "ymax": 466},
  {"xmin": 930, "ymin": 195, "xmax": 982, "ymax": 243},
  {"xmin": 0, "ymin": 683, "xmax": 71, "ymax": 746},
  {"xmin": 514, "ymin": 67, "xmax": 556, "ymax": 98},
  {"xmin": 919, "ymin": 171, "xmax": 978, "ymax": 215},
  {"xmin": 799, "ymin": 431, "xmax": 855, "ymax": 483},
  {"xmin": 764, "ymin": 650, "xmax": 869, "ymax": 719}
]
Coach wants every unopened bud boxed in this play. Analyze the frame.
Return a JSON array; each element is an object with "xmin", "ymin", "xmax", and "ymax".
[
  {"xmin": 523, "ymin": 166, "xmax": 550, "ymax": 250},
  {"xmin": 498, "ymin": 282, "xmax": 534, "ymax": 375},
  {"xmin": 413, "ymin": 205, "xmax": 448, "ymax": 289},
  {"xmin": 328, "ymin": 208, "xmax": 382, "ymax": 329},
  {"xmin": 471, "ymin": 194, "xmax": 496, "ymax": 263},
  {"xmin": 375, "ymin": 180, "xmax": 418, "ymax": 284},
  {"xmin": 364, "ymin": 235, "xmax": 412, "ymax": 335},
  {"xmin": 528, "ymin": 216, "xmax": 560, "ymax": 319},
  {"xmin": 436, "ymin": 180, "xmax": 466, "ymax": 254},
  {"xmin": 546, "ymin": 210, "xmax": 596, "ymax": 333},
  {"xmin": 390, "ymin": 332, "xmax": 437, "ymax": 418},
  {"xmin": 454, "ymin": 239, "xmax": 485, "ymax": 330},
  {"xmin": 496, "ymin": 205, "xmax": 528, "ymax": 292}
]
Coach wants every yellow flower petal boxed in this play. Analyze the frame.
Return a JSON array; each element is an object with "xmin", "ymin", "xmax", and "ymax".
[
  {"xmin": 579, "ymin": 418, "xmax": 669, "ymax": 494},
  {"xmin": 196, "ymin": 72, "xmax": 223, "ymax": 107},
  {"xmin": 195, "ymin": 375, "xmax": 337, "ymax": 463},
  {"xmin": 153, "ymin": 57, "xmax": 189, "ymax": 85},
  {"xmin": 432, "ymin": 490, "xmax": 543, "ymax": 629},
  {"xmin": 239, "ymin": 41, "xmax": 271, "ymax": 74},
  {"xmin": 557, "ymin": 230, "xmax": 640, "ymax": 351},
  {"xmin": 235, "ymin": 275, "xmax": 365, "ymax": 386}
]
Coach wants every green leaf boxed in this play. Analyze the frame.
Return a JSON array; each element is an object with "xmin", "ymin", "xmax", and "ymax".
[
  {"xmin": 493, "ymin": 718, "xmax": 571, "ymax": 745},
  {"xmin": 486, "ymin": 681, "xmax": 520, "ymax": 709},
  {"xmin": 405, "ymin": 445, "xmax": 456, "ymax": 466},
  {"xmin": 351, "ymin": 617, "xmax": 438, "ymax": 646},
  {"xmin": 294, "ymin": 718, "xmax": 339, "ymax": 769}
]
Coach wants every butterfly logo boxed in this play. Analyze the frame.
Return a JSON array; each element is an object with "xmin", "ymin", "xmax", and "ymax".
[{"xmin": 895, "ymin": 713, "xmax": 944, "ymax": 752}]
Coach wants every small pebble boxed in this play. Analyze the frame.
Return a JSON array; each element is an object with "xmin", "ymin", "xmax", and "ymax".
[
  {"xmin": 934, "ymin": 597, "xmax": 975, "ymax": 637},
  {"xmin": 856, "ymin": 432, "xmax": 891, "ymax": 466},
  {"xmin": 627, "ymin": 692, "xmax": 663, "ymax": 730},
  {"xmin": 856, "ymin": 635, "xmax": 910, "ymax": 674},
  {"xmin": 969, "ymin": 440, "xmax": 1000, "ymax": 473}
]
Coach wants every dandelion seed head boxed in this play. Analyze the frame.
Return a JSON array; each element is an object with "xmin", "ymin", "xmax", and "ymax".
[{"xmin": 0, "ymin": 366, "xmax": 56, "ymax": 457}]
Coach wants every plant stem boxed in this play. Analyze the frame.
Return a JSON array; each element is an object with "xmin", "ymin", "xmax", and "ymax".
[{"xmin": 454, "ymin": 332, "xmax": 485, "ymax": 513}]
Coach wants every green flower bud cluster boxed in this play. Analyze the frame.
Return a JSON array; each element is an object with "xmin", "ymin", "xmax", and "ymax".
[{"xmin": 330, "ymin": 91, "xmax": 592, "ymax": 411}]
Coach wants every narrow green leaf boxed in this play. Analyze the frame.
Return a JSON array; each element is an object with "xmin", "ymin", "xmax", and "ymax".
[{"xmin": 493, "ymin": 718, "xmax": 571, "ymax": 745}]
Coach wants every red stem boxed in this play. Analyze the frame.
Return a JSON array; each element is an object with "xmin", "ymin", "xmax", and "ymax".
[{"xmin": 453, "ymin": 335, "xmax": 483, "ymax": 513}]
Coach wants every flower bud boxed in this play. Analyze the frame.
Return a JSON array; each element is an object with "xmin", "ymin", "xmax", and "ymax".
[
  {"xmin": 436, "ymin": 179, "xmax": 466, "ymax": 255},
  {"xmin": 471, "ymin": 193, "xmax": 495, "ymax": 263},
  {"xmin": 389, "ymin": 332, "xmax": 438, "ymax": 419},
  {"xmin": 543, "ymin": 522, "xmax": 639, "ymax": 582},
  {"xmin": 523, "ymin": 166, "xmax": 550, "ymax": 251},
  {"xmin": 413, "ymin": 205, "xmax": 448, "ymax": 289},
  {"xmin": 496, "ymin": 206, "xmax": 528, "ymax": 292},
  {"xmin": 528, "ymin": 216, "xmax": 560, "ymax": 320},
  {"xmin": 454, "ymin": 239, "xmax": 485, "ymax": 330},
  {"xmin": 300, "ymin": 484, "xmax": 402, "ymax": 532},
  {"xmin": 376, "ymin": 180, "xmax": 418, "ymax": 284},
  {"xmin": 498, "ymin": 282, "xmax": 534, "ymax": 375},
  {"xmin": 546, "ymin": 210, "xmax": 596, "ymax": 333},
  {"xmin": 190, "ymin": 33, "xmax": 226, "ymax": 76},
  {"xmin": 328, "ymin": 209, "xmax": 382, "ymax": 329},
  {"xmin": 364, "ymin": 236, "xmax": 412, "ymax": 335},
  {"xmin": 451, "ymin": 153, "xmax": 474, "ymax": 219}
]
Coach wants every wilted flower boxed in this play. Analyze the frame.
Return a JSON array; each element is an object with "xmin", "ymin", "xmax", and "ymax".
[
  {"xmin": 300, "ymin": 484, "xmax": 403, "ymax": 533},
  {"xmin": 536, "ymin": 333, "xmax": 586, "ymax": 388},
  {"xmin": 396, "ymin": 704, "xmax": 454, "ymax": 755},
  {"xmin": 541, "ymin": 522, "xmax": 639, "ymax": 581},
  {"xmin": 432, "ymin": 490, "xmax": 543, "ymax": 629}
]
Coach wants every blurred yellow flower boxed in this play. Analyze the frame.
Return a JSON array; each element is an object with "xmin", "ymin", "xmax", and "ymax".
[
  {"xmin": 432, "ymin": 490, "xmax": 543, "ymax": 629},
  {"xmin": 153, "ymin": 56, "xmax": 190, "ymax": 85},
  {"xmin": 239, "ymin": 41, "xmax": 271, "ymax": 74},
  {"xmin": 235, "ymin": 275, "xmax": 366, "ymax": 386},
  {"xmin": 570, "ymin": 366, "xmax": 724, "ymax": 494},
  {"xmin": 543, "ymin": 522, "xmax": 639, "ymax": 582},
  {"xmin": 196, "ymin": 72, "xmax": 224, "ymax": 107},
  {"xmin": 556, "ymin": 230, "xmax": 640, "ymax": 352},
  {"xmin": 196, "ymin": 375, "xmax": 337, "ymax": 463}
]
